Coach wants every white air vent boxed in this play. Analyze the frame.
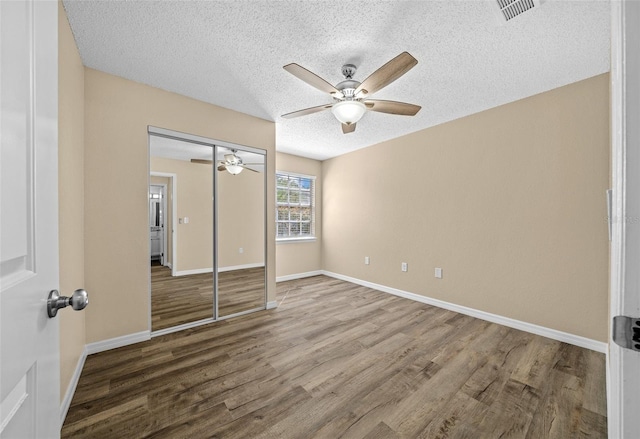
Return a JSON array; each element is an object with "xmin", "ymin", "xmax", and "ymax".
[{"xmin": 495, "ymin": 0, "xmax": 543, "ymax": 22}]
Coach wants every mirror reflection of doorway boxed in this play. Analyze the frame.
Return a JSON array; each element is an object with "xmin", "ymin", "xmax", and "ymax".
[{"xmin": 149, "ymin": 184, "xmax": 166, "ymax": 266}]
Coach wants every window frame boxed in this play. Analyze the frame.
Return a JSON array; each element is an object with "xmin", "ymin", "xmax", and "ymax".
[{"xmin": 276, "ymin": 171, "xmax": 316, "ymax": 243}]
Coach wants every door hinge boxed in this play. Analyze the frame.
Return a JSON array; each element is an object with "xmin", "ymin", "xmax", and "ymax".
[{"xmin": 612, "ymin": 315, "xmax": 640, "ymax": 351}]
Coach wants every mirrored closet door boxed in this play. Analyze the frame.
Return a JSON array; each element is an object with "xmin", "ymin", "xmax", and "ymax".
[
  {"xmin": 149, "ymin": 135, "xmax": 214, "ymax": 331},
  {"xmin": 148, "ymin": 129, "xmax": 266, "ymax": 333},
  {"xmin": 216, "ymin": 146, "xmax": 266, "ymax": 318}
]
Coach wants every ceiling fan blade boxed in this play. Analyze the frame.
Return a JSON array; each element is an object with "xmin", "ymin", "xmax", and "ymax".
[
  {"xmin": 355, "ymin": 52, "xmax": 418, "ymax": 97},
  {"xmin": 191, "ymin": 159, "xmax": 213, "ymax": 165},
  {"xmin": 240, "ymin": 165, "xmax": 259, "ymax": 173},
  {"xmin": 342, "ymin": 123, "xmax": 356, "ymax": 134},
  {"xmin": 283, "ymin": 63, "xmax": 343, "ymax": 97},
  {"xmin": 282, "ymin": 103, "xmax": 333, "ymax": 119},
  {"xmin": 364, "ymin": 99, "xmax": 421, "ymax": 116}
]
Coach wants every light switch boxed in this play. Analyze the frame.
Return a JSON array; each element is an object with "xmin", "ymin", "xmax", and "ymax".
[
  {"xmin": 435, "ymin": 268, "xmax": 443, "ymax": 279},
  {"xmin": 184, "ymin": 217, "xmax": 189, "ymax": 224}
]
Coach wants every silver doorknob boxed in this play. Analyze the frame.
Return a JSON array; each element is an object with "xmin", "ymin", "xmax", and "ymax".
[{"xmin": 47, "ymin": 289, "xmax": 89, "ymax": 318}]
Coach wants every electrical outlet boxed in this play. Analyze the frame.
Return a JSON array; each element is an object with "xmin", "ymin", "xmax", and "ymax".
[
  {"xmin": 184, "ymin": 217, "xmax": 189, "ymax": 224},
  {"xmin": 401, "ymin": 262, "xmax": 408, "ymax": 272},
  {"xmin": 435, "ymin": 267, "xmax": 443, "ymax": 279},
  {"xmin": 365, "ymin": 256, "xmax": 370, "ymax": 265},
  {"xmin": 239, "ymin": 247, "xmax": 244, "ymax": 254}
]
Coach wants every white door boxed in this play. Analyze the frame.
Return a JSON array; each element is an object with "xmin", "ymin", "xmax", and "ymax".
[
  {"xmin": 1, "ymin": 0, "xmax": 60, "ymax": 438},
  {"xmin": 609, "ymin": 1, "xmax": 640, "ymax": 438}
]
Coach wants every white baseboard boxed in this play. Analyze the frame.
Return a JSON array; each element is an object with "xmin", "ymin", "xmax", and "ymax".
[
  {"xmin": 219, "ymin": 263, "xmax": 265, "ymax": 273},
  {"xmin": 60, "ymin": 346, "xmax": 88, "ymax": 429},
  {"xmin": 86, "ymin": 331, "xmax": 151, "ymax": 355},
  {"xmin": 151, "ymin": 318, "xmax": 214, "ymax": 338},
  {"xmin": 266, "ymin": 300, "xmax": 278, "ymax": 309},
  {"xmin": 175, "ymin": 263, "xmax": 264, "ymax": 276},
  {"xmin": 276, "ymin": 270, "xmax": 323, "ymax": 283},
  {"xmin": 322, "ymin": 271, "xmax": 607, "ymax": 353},
  {"xmin": 175, "ymin": 267, "xmax": 212, "ymax": 276}
]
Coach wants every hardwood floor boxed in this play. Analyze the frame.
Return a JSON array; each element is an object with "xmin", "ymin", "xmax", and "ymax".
[
  {"xmin": 151, "ymin": 266, "xmax": 265, "ymax": 331},
  {"xmin": 219, "ymin": 267, "xmax": 266, "ymax": 317},
  {"xmin": 63, "ymin": 275, "xmax": 607, "ymax": 438},
  {"xmin": 151, "ymin": 266, "xmax": 213, "ymax": 331}
]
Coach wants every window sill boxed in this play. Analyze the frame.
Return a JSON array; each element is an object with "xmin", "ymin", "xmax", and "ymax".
[{"xmin": 276, "ymin": 237, "xmax": 317, "ymax": 244}]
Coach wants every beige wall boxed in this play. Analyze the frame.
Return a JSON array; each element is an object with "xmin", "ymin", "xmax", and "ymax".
[
  {"xmin": 322, "ymin": 74, "xmax": 610, "ymax": 342},
  {"xmin": 276, "ymin": 152, "xmax": 323, "ymax": 278},
  {"xmin": 84, "ymin": 69, "xmax": 275, "ymax": 343},
  {"xmin": 58, "ymin": 2, "xmax": 86, "ymax": 402},
  {"xmin": 218, "ymin": 165, "xmax": 265, "ymax": 268}
]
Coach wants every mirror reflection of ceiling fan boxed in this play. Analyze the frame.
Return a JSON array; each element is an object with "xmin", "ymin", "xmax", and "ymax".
[
  {"xmin": 281, "ymin": 52, "xmax": 421, "ymax": 134},
  {"xmin": 191, "ymin": 150, "xmax": 262, "ymax": 175}
]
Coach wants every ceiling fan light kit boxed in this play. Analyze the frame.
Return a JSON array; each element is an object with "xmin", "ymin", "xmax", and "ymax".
[
  {"xmin": 282, "ymin": 52, "xmax": 421, "ymax": 134},
  {"xmin": 225, "ymin": 164, "xmax": 243, "ymax": 175},
  {"xmin": 331, "ymin": 100, "xmax": 366, "ymax": 125}
]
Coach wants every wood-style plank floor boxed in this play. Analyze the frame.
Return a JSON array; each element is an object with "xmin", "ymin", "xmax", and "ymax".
[
  {"xmin": 151, "ymin": 265, "xmax": 265, "ymax": 331},
  {"xmin": 63, "ymin": 275, "xmax": 607, "ymax": 438},
  {"xmin": 218, "ymin": 267, "xmax": 266, "ymax": 317}
]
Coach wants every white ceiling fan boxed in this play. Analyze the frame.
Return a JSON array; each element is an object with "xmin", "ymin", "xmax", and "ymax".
[
  {"xmin": 281, "ymin": 52, "xmax": 422, "ymax": 134},
  {"xmin": 191, "ymin": 150, "xmax": 262, "ymax": 175}
]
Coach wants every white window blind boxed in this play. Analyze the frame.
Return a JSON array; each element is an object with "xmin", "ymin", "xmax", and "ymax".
[{"xmin": 276, "ymin": 172, "xmax": 315, "ymax": 239}]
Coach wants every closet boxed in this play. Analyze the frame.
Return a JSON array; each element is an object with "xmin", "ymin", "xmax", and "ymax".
[{"xmin": 148, "ymin": 127, "xmax": 266, "ymax": 334}]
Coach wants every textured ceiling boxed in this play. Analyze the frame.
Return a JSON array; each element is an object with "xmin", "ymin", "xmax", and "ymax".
[{"xmin": 64, "ymin": 0, "xmax": 610, "ymax": 161}]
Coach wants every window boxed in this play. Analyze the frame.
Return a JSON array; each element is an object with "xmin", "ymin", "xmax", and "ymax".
[{"xmin": 276, "ymin": 172, "xmax": 315, "ymax": 240}]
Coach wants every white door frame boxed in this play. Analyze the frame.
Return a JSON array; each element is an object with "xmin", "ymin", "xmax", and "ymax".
[
  {"xmin": 150, "ymin": 172, "xmax": 177, "ymax": 276},
  {"xmin": 608, "ymin": 1, "xmax": 640, "ymax": 437},
  {"xmin": 149, "ymin": 183, "xmax": 168, "ymax": 266}
]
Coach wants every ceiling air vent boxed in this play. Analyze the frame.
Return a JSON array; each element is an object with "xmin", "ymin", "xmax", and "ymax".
[{"xmin": 495, "ymin": 0, "xmax": 543, "ymax": 22}]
